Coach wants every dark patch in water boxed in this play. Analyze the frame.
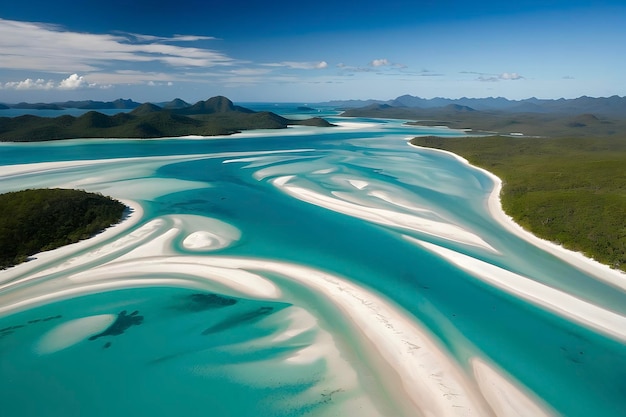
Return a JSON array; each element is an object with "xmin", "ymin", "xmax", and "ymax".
[
  {"xmin": 103, "ymin": 342, "xmax": 112, "ymax": 349},
  {"xmin": 202, "ymin": 306, "xmax": 274, "ymax": 335},
  {"xmin": 0, "ymin": 314, "xmax": 62, "ymax": 340},
  {"xmin": 177, "ymin": 293, "xmax": 237, "ymax": 312},
  {"xmin": 89, "ymin": 310, "xmax": 143, "ymax": 341}
]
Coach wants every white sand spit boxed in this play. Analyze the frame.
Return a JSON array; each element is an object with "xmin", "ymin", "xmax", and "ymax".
[
  {"xmin": 35, "ymin": 314, "xmax": 116, "ymax": 354},
  {"xmin": 348, "ymin": 179, "xmax": 369, "ymax": 190},
  {"xmin": 272, "ymin": 176, "xmax": 498, "ymax": 253},
  {"xmin": 472, "ymin": 358, "xmax": 554, "ymax": 417},
  {"xmin": 368, "ymin": 190, "xmax": 433, "ymax": 213},
  {"xmin": 201, "ymin": 257, "xmax": 497, "ymax": 417},
  {"xmin": 334, "ymin": 121, "xmax": 380, "ymax": 129},
  {"xmin": 410, "ymin": 237, "xmax": 626, "ymax": 342}
]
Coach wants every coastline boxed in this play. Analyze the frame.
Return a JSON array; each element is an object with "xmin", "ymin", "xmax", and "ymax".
[
  {"xmin": 0, "ymin": 198, "xmax": 144, "ymax": 287},
  {"xmin": 408, "ymin": 141, "xmax": 626, "ymax": 285},
  {"xmin": 0, "ymin": 179, "xmax": 551, "ymax": 416},
  {"xmin": 0, "ymin": 138, "xmax": 617, "ymax": 416}
]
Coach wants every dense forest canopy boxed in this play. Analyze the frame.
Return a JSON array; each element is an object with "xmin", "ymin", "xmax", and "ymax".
[{"xmin": 0, "ymin": 188, "xmax": 127, "ymax": 268}]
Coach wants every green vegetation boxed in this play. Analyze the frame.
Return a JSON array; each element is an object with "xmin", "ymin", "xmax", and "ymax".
[
  {"xmin": 410, "ymin": 136, "xmax": 626, "ymax": 271},
  {"xmin": 0, "ymin": 188, "xmax": 126, "ymax": 269},
  {"xmin": 342, "ymin": 105, "xmax": 626, "ymax": 137},
  {"xmin": 0, "ymin": 96, "xmax": 334, "ymax": 142}
]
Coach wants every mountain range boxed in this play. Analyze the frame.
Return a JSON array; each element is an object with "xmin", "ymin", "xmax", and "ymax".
[
  {"xmin": 340, "ymin": 101, "xmax": 626, "ymax": 137},
  {"xmin": 0, "ymin": 96, "xmax": 333, "ymax": 142},
  {"xmin": 323, "ymin": 95, "xmax": 626, "ymax": 117}
]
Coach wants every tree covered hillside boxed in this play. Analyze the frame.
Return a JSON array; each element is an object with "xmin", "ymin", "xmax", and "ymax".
[{"xmin": 0, "ymin": 189, "xmax": 126, "ymax": 268}]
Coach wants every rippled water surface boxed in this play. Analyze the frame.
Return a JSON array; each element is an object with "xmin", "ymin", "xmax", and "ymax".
[{"xmin": 1, "ymin": 107, "xmax": 625, "ymax": 417}]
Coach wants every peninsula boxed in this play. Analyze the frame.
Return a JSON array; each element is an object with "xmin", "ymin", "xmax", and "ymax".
[{"xmin": 0, "ymin": 96, "xmax": 334, "ymax": 142}]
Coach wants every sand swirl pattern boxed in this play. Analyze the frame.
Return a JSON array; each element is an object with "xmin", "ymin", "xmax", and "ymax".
[{"xmin": 1, "ymin": 116, "xmax": 625, "ymax": 416}]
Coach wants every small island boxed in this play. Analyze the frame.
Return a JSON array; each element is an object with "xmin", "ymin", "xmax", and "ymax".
[
  {"xmin": 0, "ymin": 188, "xmax": 127, "ymax": 268},
  {"xmin": 0, "ymin": 96, "xmax": 334, "ymax": 142}
]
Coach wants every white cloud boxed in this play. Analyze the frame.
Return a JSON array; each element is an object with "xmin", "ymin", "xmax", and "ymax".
[
  {"xmin": 370, "ymin": 58, "xmax": 390, "ymax": 67},
  {"xmin": 265, "ymin": 61, "xmax": 328, "ymax": 70},
  {"xmin": 58, "ymin": 73, "xmax": 91, "ymax": 89},
  {"xmin": 477, "ymin": 72, "xmax": 524, "ymax": 82},
  {"xmin": 228, "ymin": 68, "xmax": 272, "ymax": 76},
  {"xmin": 500, "ymin": 72, "xmax": 523, "ymax": 80},
  {"xmin": 147, "ymin": 80, "xmax": 174, "ymax": 87},
  {"xmin": 87, "ymin": 70, "xmax": 178, "ymax": 85},
  {"xmin": 3, "ymin": 78, "xmax": 55, "ymax": 90},
  {"xmin": 125, "ymin": 33, "xmax": 217, "ymax": 43},
  {"xmin": 2, "ymin": 73, "xmax": 99, "ymax": 90},
  {"xmin": 0, "ymin": 18, "xmax": 236, "ymax": 75}
]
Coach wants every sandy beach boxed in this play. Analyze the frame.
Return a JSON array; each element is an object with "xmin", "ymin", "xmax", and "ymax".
[{"xmin": 408, "ymin": 142, "xmax": 626, "ymax": 285}]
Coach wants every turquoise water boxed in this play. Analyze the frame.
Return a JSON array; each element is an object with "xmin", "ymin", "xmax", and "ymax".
[{"xmin": 1, "ymin": 106, "xmax": 625, "ymax": 416}]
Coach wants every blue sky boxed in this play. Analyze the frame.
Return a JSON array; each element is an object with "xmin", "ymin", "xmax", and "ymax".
[{"xmin": 1, "ymin": 0, "xmax": 625, "ymax": 102}]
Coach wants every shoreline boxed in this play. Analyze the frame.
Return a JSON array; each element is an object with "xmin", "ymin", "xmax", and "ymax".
[
  {"xmin": 0, "ymin": 153, "xmax": 560, "ymax": 416},
  {"xmin": 0, "ymin": 198, "xmax": 144, "ymax": 287},
  {"xmin": 408, "ymin": 141, "xmax": 626, "ymax": 285}
]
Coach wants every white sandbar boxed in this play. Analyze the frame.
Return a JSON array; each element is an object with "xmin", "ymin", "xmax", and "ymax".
[
  {"xmin": 472, "ymin": 358, "xmax": 553, "ymax": 417},
  {"xmin": 272, "ymin": 175, "xmax": 498, "ymax": 253},
  {"xmin": 410, "ymin": 237, "xmax": 626, "ymax": 343},
  {"xmin": 36, "ymin": 314, "xmax": 116, "ymax": 354},
  {"xmin": 200, "ymin": 257, "xmax": 497, "ymax": 417}
]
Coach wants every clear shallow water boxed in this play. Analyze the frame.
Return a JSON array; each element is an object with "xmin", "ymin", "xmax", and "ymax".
[{"xmin": 1, "ymin": 107, "xmax": 625, "ymax": 417}]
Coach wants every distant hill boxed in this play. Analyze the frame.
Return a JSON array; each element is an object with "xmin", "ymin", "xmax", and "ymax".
[
  {"xmin": 341, "ymin": 103, "xmax": 626, "ymax": 137},
  {"xmin": 0, "ymin": 99, "xmax": 142, "ymax": 110},
  {"xmin": 130, "ymin": 103, "xmax": 163, "ymax": 116},
  {"xmin": 175, "ymin": 96, "xmax": 255, "ymax": 115},
  {"xmin": 50, "ymin": 99, "xmax": 142, "ymax": 110},
  {"xmin": 0, "ymin": 96, "xmax": 334, "ymax": 142},
  {"xmin": 322, "ymin": 94, "xmax": 626, "ymax": 117},
  {"xmin": 12, "ymin": 102, "xmax": 65, "ymax": 110},
  {"xmin": 161, "ymin": 98, "xmax": 191, "ymax": 109}
]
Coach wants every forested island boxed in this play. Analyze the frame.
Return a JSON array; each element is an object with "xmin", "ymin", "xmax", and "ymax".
[
  {"xmin": 0, "ymin": 96, "xmax": 334, "ymax": 141},
  {"xmin": 0, "ymin": 189, "xmax": 127, "ymax": 268}
]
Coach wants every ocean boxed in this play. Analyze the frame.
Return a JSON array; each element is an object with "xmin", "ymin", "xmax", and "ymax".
[{"xmin": 0, "ymin": 105, "xmax": 624, "ymax": 416}]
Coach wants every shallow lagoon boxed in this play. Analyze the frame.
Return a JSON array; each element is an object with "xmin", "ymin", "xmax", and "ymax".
[{"xmin": 1, "ymin": 107, "xmax": 625, "ymax": 416}]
